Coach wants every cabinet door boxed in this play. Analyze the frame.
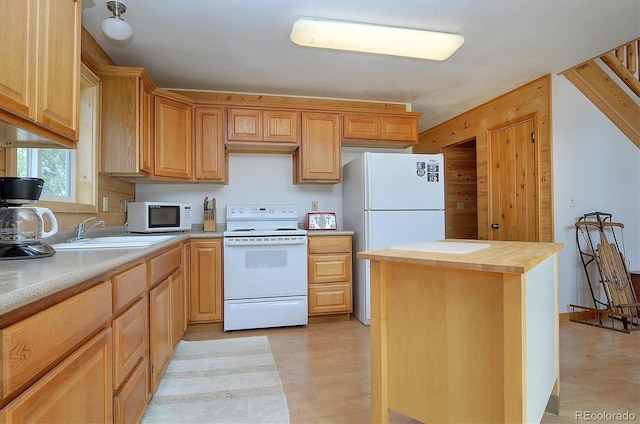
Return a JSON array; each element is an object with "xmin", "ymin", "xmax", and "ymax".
[
  {"xmin": 189, "ymin": 240, "xmax": 223, "ymax": 322},
  {"xmin": 100, "ymin": 66, "xmax": 157, "ymax": 176},
  {"xmin": 382, "ymin": 116, "xmax": 418, "ymax": 142},
  {"xmin": 155, "ymin": 95, "xmax": 192, "ymax": 179},
  {"xmin": 0, "ymin": 281, "xmax": 112, "ymax": 401},
  {"xmin": 343, "ymin": 115, "xmax": 382, "ymax": 140},
  {"xmin": 263, "ymin": 110, "xmax": 300, "ymax": 143},
  {"xmin": 296, "ymin": 112, "xmax": 342, "ymax": 183},
  {"xmin": 114, "ymin": 358, "xmax": 149, "ymax": 424},
  {"xmin": 149, "ymin": 277, "xmax": 172, "ymax": 394},
  {"xmin": 0, "ymin": 0, "xmax": 80, "ymax": 143},
  {"xmin": 112, "ymin": 297, "xmax": 148, "ymax": 391},
  {"xmin": 0, "ymin": 0, "xmax": 36, "ymax": 120},
  {"xmin": 140, "ymin": 80, "xmax": 155, "ymax": 174},
  {"xmin": 0, "ymin": 329, "xmax": 113, "ymax": 423},
  {"xmin": 170, "ymin": 268, "xmax": 185, "ymax": 348},
  {"xmin": 227, "ymin": 108, "xmax": 262, "ymax": 141},
  {"xmin": 36, "ymin": 0, "xmax": 80, "ymax": 140},
  {"xmin": 194, "ymin": 107, "xmax": 227, "ymax": 182}
]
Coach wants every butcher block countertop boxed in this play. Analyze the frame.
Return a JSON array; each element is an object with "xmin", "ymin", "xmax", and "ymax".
[{"xmin": 358, "ymin": 239, "xmax": 563, "ymax": 274}]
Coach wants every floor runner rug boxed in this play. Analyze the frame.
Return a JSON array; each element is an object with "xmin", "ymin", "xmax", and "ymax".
[{"xmin": 141, "ymin": 336, "xmax": 290, "ymax": 424}]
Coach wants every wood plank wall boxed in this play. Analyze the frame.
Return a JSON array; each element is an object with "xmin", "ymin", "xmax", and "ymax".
[
  {"xmin": 444, "ymin": 141, "xmax": 478, "ymax": 239},
  {"xmin": 0, "ymin": 148, "xmax": 5, "ymax": 176},
  {"xmin": 415, "ymin": 75, "xmax": 553, "ymax": 242}
]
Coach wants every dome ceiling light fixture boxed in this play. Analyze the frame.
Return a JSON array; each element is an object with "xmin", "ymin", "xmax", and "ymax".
[
  {"xmin": 290, "ymin": 16, "xmax": 464, "ymax": 61},
  {"xmin": 102, "ymin": 0, "xmax": 133, "ymax": 41}
]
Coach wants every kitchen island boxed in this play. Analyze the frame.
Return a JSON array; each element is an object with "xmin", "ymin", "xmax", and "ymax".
[{"xmin": 358, "ymin": 239, "xmax": 563, "ymax": 424}]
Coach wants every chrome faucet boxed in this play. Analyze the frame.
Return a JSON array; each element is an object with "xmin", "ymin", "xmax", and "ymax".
[{"xmin": 67, "ymin": 217, "xmax": 106, "ymax": 242}]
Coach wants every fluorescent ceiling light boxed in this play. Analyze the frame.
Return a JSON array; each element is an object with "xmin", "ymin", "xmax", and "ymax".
[{"xmin": 290, "ymin": 16, "xmax": 464, "ymax": 61}]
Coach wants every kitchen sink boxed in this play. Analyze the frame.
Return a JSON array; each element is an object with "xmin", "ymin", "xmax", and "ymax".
[{"xmin": 51, "ymin": 235, "xmax": 179, "ymax": 250}]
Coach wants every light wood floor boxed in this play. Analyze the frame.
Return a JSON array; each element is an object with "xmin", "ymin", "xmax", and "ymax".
[{"xmin": 183, "ymin": 317, "xmax": 640, "ymax": 423}]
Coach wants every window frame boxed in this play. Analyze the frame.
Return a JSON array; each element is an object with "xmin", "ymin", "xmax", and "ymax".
[{"xmin": 6, "ymin": 63, "xmax": 99, "ymax": 214}]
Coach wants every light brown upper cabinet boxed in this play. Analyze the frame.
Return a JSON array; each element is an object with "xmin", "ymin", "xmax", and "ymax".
[
  {"xmin": 0, "ymin": 0, "xmax": 81, "ymax": 147},
  {"xmin": 154, "ymin": 91, "xmax": 192, "ymax": 180},
  {"xmin": 193, "ymin": 107, "xmax": 227, "ymax": 183},
  {"xmin": 343, "ymin": 114, "xmax": 419, "ymax": 148},
  {"xmin": 226, "ymin": 108, "xmax": 300, "ymax": 151},
  {"xmin": 100, "ymin": 66, "xmax": 156, "ymax": 177},
  {"xmin": 294, "ymin": 112, "xmax": 342, "ymax": 184}
]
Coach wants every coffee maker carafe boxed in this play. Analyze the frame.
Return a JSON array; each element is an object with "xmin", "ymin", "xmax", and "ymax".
[{"xmin": 0, "ymin": 177, "xmax": 58, "ymax": 260}]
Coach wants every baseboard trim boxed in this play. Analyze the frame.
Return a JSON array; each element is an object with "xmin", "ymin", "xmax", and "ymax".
[{"xmin": 559, "ymin": 310, "xmax": 597, "ymax": 322}]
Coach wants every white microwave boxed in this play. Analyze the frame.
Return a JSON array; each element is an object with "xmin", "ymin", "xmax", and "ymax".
[{"xmin": 126, "ymin": 202, "xmax": 192, "ymax": 233}]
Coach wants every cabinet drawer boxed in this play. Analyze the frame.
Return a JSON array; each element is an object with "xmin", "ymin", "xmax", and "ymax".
[
  {"xmin": 0, "ymin": 281, "xmax": 112, "ymax": 400},
  {"xmin": 309, "ymin": 283, "xmax": 352, "ymax": 315},
  {"xmin": 149, "ymin": 245, "xmax": 181, "ymax": 286},
  {"xmin": 114, "ymin": 357, "xmax": 149, "ymax": 424},
  {"xmin": 113, "ymin": 297, "xmax": 148, "ymax": 390},
  {"xmin": 308, "ymin": 254, "xmax": 351, "ymax": 284},
  {"xmin": 113, "ymin": 263, "xmax": 147, "ymax": 312},
  {"xmin": 308, "ymin": 236, "xmax": 351, "ymax": 254},
  {"xmin": 0, "ymin": 328, "xmax": 113, "ymax": 423}
]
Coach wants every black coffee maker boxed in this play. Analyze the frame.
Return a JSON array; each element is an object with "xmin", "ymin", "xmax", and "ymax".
[{"xmin": 0, "ymin": 177, "xmax": 58, "ymax": 260}]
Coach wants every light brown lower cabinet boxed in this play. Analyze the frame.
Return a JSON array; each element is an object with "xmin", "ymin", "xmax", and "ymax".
[
  {"xmin": 112, "ymin": 297, "xmax": 148, "ymax": 393},
  {"xmin": 113, "ymin": 358, "xmax": 149, "ymax": 424},
  {"xmin": 150, "ymin": 275, "xmax": 172, "ymax": 395},
  {"xmin": 189, "ymin": 239, "xmax": 223, "ymax": 323},
  {"xmin": 0, "ymin": 328, "xmax": 113, "ymax": 423},
  {"xmin": 170, "ymin": 267, "xmax": 185, "ymax": 348},
  {"xmin": 307, "ymin": 235, "xmax": 353, "ymax": 315},
  {"xmin": 0, "ymin": 241, "xmax": 188, "ymax": 423}
]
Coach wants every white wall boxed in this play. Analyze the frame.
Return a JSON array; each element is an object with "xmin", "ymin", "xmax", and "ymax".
[
  {"xmin": 135, "ymin": 146, "xmax": 409, "ymax": 229},
  {"xmin": 552, "ymin": 74, "xmax": 640, "ymax": 312}
]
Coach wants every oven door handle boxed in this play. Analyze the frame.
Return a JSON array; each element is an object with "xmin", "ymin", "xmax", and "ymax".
[{"xmin": 224, "ymin": 236, "xmax": 307, "ymax": 247}]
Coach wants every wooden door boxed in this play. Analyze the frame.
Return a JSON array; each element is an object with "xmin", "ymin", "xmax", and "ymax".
[
  {"xmin": 140, "ymin": 79, "xmax": 154, "ymax": 174},
  {"xmin": 170, "ymin": 268, "xmax": 184, "ymax": 348},
  {"xmin": 189, "ymin": 240, "xmax": 223, "ymax": 322},
  {"xmin": 263, "ymin": 110, "xmax": 299, "ymax": 143},
  {"xmin": 0, "ymin": 329, "xmax": 113, "ymax": 423},
  {"xmin": 0, "ymin": 0, "xmax": 36, "ymax": 120},
  {"xmin": 194, "ymin": 106, "xmax": 226, "ymax": 181},
  {"xmin": 149, "ymin": 277, "xmax": 171, "ymax": 394},
  {"xmin": 227, "ymin": 108, "xmax": 262, "ymax": 141},
  {"xmin": 296, "ymin": 112, "xmax": 341, "ymax": 183},
  {"xmin": 37, "ymin": 0, "xmax": 81, "ymax": 140},
  {"xmin": 489, "ymin": 119, "xmax": 537, "ymax": 241},
  {"xmin": 154, "ymin": 95, "xmax": 192, "ymax": 179}
]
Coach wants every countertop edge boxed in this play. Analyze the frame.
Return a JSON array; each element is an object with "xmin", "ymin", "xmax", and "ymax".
[
  {"xmin": 0, "ymin": 229, "xmax": 354, "ymax": 317},
  {"xmin": 357, "ymin": 240, "xmax": 563, "ymax": 274}
]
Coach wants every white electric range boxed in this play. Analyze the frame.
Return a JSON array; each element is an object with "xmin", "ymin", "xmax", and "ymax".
[{"xmin": 223, "ymin": 204, "xmax": 308, "ymax": 331}]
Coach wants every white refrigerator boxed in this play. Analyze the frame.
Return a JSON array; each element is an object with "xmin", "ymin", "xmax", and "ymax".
[{"xmin": 343, "ymin": 152, "xmax": 445, "ymax": 325}]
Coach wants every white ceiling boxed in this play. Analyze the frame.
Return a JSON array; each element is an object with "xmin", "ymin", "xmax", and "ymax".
[{"xmin": 81, "ymin": 0, "xmax": 640, "ymax": 131}]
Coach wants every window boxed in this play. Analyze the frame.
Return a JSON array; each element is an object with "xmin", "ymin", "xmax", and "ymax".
[
  {"xmin": 8, "ymin": 63, "xmax": 99, "ymax": 213},
  {"xmin": 17, "ymin": 148, "xmax": 76, "ymax": 202}
]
